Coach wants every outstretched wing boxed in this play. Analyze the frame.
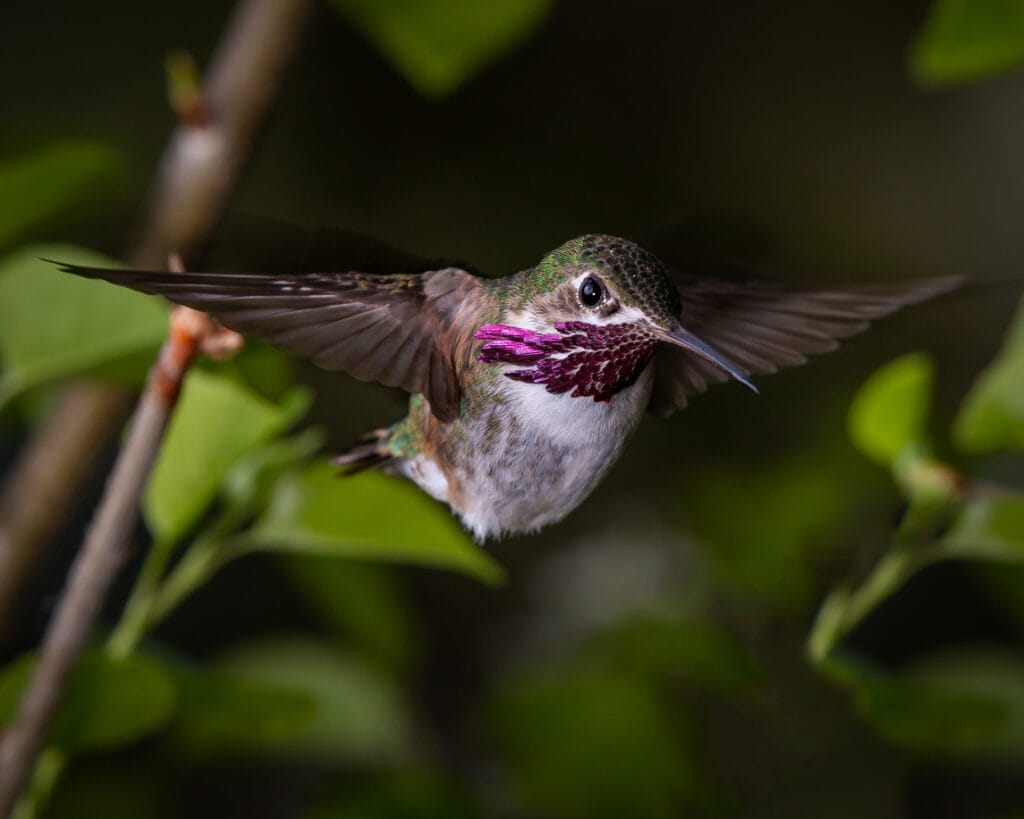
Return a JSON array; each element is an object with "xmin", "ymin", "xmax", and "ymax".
[
  {"xmin": 649, "ymin": 274, "xmax": 960, "ymax": 417},
  {"xmin": 55, "ymin": 263, "xmax": 493, "ymax": 422}
]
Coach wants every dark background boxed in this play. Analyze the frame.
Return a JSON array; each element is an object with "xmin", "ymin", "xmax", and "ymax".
[{"xmin": 2, "ymin": 1, "xmax": 1023, "ymax": 817}]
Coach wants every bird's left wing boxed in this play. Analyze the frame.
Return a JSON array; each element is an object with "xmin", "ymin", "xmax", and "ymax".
[
  {"xmin": 55, "ymin": 262, "xmax": 492, "ymax": 422},
  {"xmin": 649, "ymin": 273, "xmax": 960, "ymax": 417}
]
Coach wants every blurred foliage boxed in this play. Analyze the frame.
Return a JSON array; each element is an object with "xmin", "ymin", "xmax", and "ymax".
[
  {"xmin": 0, "ymin": 143, "xmax": 118, "ymax": 251},
  {"xmin": 251, "ymin": 463, "xmax": 503, "ymax": 584},
  {"xmin": 0, "ymin": 247, "xmax": 167, "ymax": 407},
  {"xmin": 911, "ymin": 0, "xmax": 1024, "ymax": 87},
  {"xmin": 331, "ymin": 0, "xmax": 551, "ymax": 97},
  {"xmin": 0, "ymin": 651, "xmax": 175, "ymax": 755},
  {"xmin": 954, "ymin": 296, "xmax": 1024, "ymax": 453},
  {"xmin": 4, "ymin": 2, "xmax": 1024, "ymax": 818},
  {"xmin": 808, "ymin": 296, "xmax": 1024, "ymax": 765}
]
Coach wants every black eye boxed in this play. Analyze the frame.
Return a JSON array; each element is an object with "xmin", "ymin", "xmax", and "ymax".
[{"xmin": 579, "ymin": 277, "xmax": 603, "ymax": 307}]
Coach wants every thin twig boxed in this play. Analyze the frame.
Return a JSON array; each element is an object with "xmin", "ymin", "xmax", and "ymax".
[
  {"xmin": 0, "ymin": 0, "xmax": 312, "ymax": 640},
  {"xmin": 0, "ymin": 297, "xmax": 209, "ymax": 815}
]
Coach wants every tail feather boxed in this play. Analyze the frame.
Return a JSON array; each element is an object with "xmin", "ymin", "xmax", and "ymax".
[{"xmin": 332, "ymin": 428, "xmax": 393, "ymax": 475}]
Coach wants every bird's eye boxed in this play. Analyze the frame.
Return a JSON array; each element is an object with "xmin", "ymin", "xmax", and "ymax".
[{"xmin": 579, "ymin": 277, "xmax": 603, "ymax": 307}]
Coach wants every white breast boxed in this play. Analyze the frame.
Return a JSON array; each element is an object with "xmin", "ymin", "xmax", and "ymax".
[{"xmin": 454, "ymin": 365, "xmax": 654, "ymax": 539}]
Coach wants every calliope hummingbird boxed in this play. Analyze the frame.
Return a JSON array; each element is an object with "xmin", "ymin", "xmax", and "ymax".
[{"xmin": 59, "ymin": 234, "xmax": 956, "ymax": 539}]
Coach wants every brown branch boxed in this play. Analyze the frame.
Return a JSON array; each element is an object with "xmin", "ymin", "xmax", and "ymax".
[
  {"xmin": 0, "ymin": 0, "xmax": 313, "ymax": 635},
  {"xmin": 0, "ymin": 300, "xmax": 213, "ymax": 814}
]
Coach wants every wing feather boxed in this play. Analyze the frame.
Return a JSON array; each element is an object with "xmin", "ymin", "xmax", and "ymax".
[
  {"xmin": 55, "ymin": 262, "xmax": 493, "ymax": 422},
  {"xmin": 649, "ymin": 274, "xmax": 960, "ymax": 417}
]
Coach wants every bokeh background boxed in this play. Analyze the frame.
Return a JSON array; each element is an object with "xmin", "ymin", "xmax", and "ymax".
[{"xmin": 2, "ymin": 1, "xmax": 1024, "ymax": 817}]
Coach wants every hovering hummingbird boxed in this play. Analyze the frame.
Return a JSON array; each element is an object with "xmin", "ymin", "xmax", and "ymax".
[{"xmin": 59, "ymin": 235, "xmax": 956, "ymax": 539}]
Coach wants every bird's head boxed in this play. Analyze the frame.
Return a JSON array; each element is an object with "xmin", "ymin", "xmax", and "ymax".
[{"xmin": 475, "ymin": 235, "xmax": 755, "ymax": 401}]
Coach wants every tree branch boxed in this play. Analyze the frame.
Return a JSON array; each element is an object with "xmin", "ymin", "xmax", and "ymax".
[
  {"xmin": 0, "ymin": 0, "xmax": 312, "ymax": 637},
  {"xmin": 0, "ymin": 0, "xmax": 312, "ymax": 812},
  {"xmin": 0, "ymin": 301, "xmax": 203, "ymax": 815}
]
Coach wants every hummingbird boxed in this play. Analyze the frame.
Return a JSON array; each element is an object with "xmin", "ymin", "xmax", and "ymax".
[{"xmin": 58, "ymin": 234, "xmax": 956, "ymax": 539}]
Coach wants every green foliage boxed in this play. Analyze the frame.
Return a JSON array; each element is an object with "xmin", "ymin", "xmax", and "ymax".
[
  {"xmin": 942, "ymin": 496, "xmax": 1024, "ymax": 561},
  {"xmin": 490, "ymin": 668, "xmax": 696, "ymax": 819},
  {"xmin": 0, "ymin": 142, "xmax": 119, "ymax": 250},
  {"xmin": 304, "ymin": 772, "xmax": 480, "ymax": 819},
  {"xmin": 810, "ymin": 298, "xmax": 1024, "ymax": 759},
  {"xmin": 954, "ymin": 296, "xmax": 1024, "ymax": 452},
  {"xmin": 0, "ymin": 246, "xmax": 167, "ymax": 406},
  {"xmin": 847, "ymin": 352, "xmax": 933, "ymax": 468},
  {"xmin": 0, "ymin": 651, "xmax": 175, "ymax": 754},
  {"xmin": 911, "ymin": 0, "xmax": 1024, "ymax": 87},
  {"xmin": 281, "ymin": 556, "xmax": 416, "ymax": 668},
  {"xmin": 685, "ymin": 454, "xmax": 851, "ymax": 613},
  {"xmin": 598, "ymin": 616, "xmax": 759, "ymax": 696},
  {"xmin": 212, "ymin": 638, "xmax": 412, "ymax": 763},
  {"xmin": 143, "ymin": 368, "xmax": 310, "ymax": 544},
  {"xmin": 251, "ymin": 461, "xmax": 504, "ymax": 584},
  {"xmin": 165, "ymin": 663, "xmax": 318, "ymax": 758},
  {"xmin": 331, "ymin": 0, "xmax": 551, "ymax": 97}
]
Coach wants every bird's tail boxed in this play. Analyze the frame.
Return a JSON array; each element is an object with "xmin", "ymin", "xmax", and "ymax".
[{"xmin": 331, "ymin": 427, "xmax": 394, "ymax": 475}]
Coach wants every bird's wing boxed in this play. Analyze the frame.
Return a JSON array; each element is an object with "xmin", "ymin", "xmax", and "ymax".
[
  {"xmin": 648, "ymin": 274, "xmax": 960, "ymax": 417},
  {"xmin": 55, "ymin": 262, "xmax": 492, "ymax": 422}
]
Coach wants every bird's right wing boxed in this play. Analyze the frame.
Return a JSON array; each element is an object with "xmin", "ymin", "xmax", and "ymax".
[{"xmin": 55, "ymin": 262, "xmax": 493, "ymax": 422}]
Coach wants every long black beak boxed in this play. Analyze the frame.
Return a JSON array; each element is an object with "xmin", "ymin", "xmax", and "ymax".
[{"xmin": 657, "ymin": 325, "xmax": 759, "ymax": 393}]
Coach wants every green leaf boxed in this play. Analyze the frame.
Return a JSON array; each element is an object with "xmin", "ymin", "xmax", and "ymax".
[
  {"xmin": 281, "ymin": 556, "xmax": 416, "ymax": 668},
  {"xmin": 954, "ymin": 296, "xmax": 1024, "ymax": 452},
  {"xmin": 250, "ymin": 461, "xmax": 504, "ymax": 585},
  {"xmin": 823, "ymin": 649, "xmax": 1024, "ymax": 760},
  {"xmin": 213, "ymin": 637, "xmax": 412, "ymax": 763},
  {"xmin": 331, "ymin": 0, "xmax": 551, "ymax": 97},
  {"xmin": 848, "ymin": 353, "xmax": 933, "ymax": 467},
  {"xmin": 304, "ymin": 772, "xmax": 480, "ymax": 819},
  {"xmin": 490, "ymin": 669, "xmax": 696, "ymax": 819},
  {"xmin": 910, "ymin": 0, "xmax": 1024, "ymax": 87},
  {"xmin": 684, "ymin": 455, "xmax": 851, "ymax": 613},
  {"xmin": 836, "ymin": 659, "xmax": 1006, "ymax": 755},
  {"xmin": 0, "ymin": 142, "xmax": 119, "ymax": 249},
  {"xmin": 0, "ymin": 650, "xmax": 176, "ymax": 754},
  {"xmin": 222, "ymin": 427, "xmax": 326, "ymax": 511},
  {"xmin": 144, "ymin": 370, "xmax": 309, "ymax": 544},
  {"xmin": 166, "ymin": 663, "xmax": 317, "ymax": 758},
  {"xmin": 940, "ymin": 495, "xmax": 1024, "ymax": 562},
  {"xmin": 0, "ymin": 246, "xmax": 168, "ymax": 405},
  {"xmin": 601, "ymin": 616, "xmax": 759, "ymax": 696}
]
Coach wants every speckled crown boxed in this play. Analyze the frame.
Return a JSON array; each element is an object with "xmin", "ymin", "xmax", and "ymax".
[{"xmin": 577, "ymin": 235, "xmax": 682, "ymax": 327}]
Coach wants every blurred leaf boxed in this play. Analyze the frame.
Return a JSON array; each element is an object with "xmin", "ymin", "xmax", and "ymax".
[
  {"xmin": 166, "ymin": 663, "xmax": 317, "ymax": 758},
  {"xmin": 281, "ymin": 556, "xmax": 416, "ymax": 668},
  {"xmin": 222, "ymin": 427, "xmax": 325, "ymax": 511},
  {"xmin": 911, "ymin": 0, "xmax": 1024, "ymax": 87},
  {"xmin": 601, "ymin": 616, "xmax": 759, "ymax": 696},
  {"xmin": 0, "ymin": 142, "xmax": 119, "ymax": 249},
  {"xmin": 250, "ymin": 461, "xmax": 504, "ymax": 585},
  {"xmin": 940, "ymin": 495, "xmax": 1024, "ymax": 562},
  {"xmin": 305, "ymin": 772, "xmax": 480, "ymax": 819},
  {"xmin": 0, "ymin": 650, "xmax": 175, "ymax": 754},
  {"xmin": 491, "ymin": 669, "xmax": 696, "ymax": 819},
  {"xmin": 0, "ymin": 246, "xmax": 167, "ymax": 406},
  {"xmin": 332, "ymin": 0, "xmax": 551, "ymax": 97},
  {"xmin": 686, "ymin": 455, "xmax": 850, "ymax": 613},
  {"xmin": 228, "ymin": 339, "xmax": 295, "ymax": 401},
  {"xmin": 954, "ymin": 297, "xmax": 1024, "ymax": 452},
  {"xmin": 824, "ymin": 649, "xmax": 1024, "ymax": 759},
  {"xmin": 848, "ymin": 352, "xmax": 933, "ymax": 468},
  {"xmin": 214, "ymin": 637, "xmax": 412, "ymax": 763},
  {"xmin": 144, "ymin": 370, "xmax": 310, "ymax": 544}
]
